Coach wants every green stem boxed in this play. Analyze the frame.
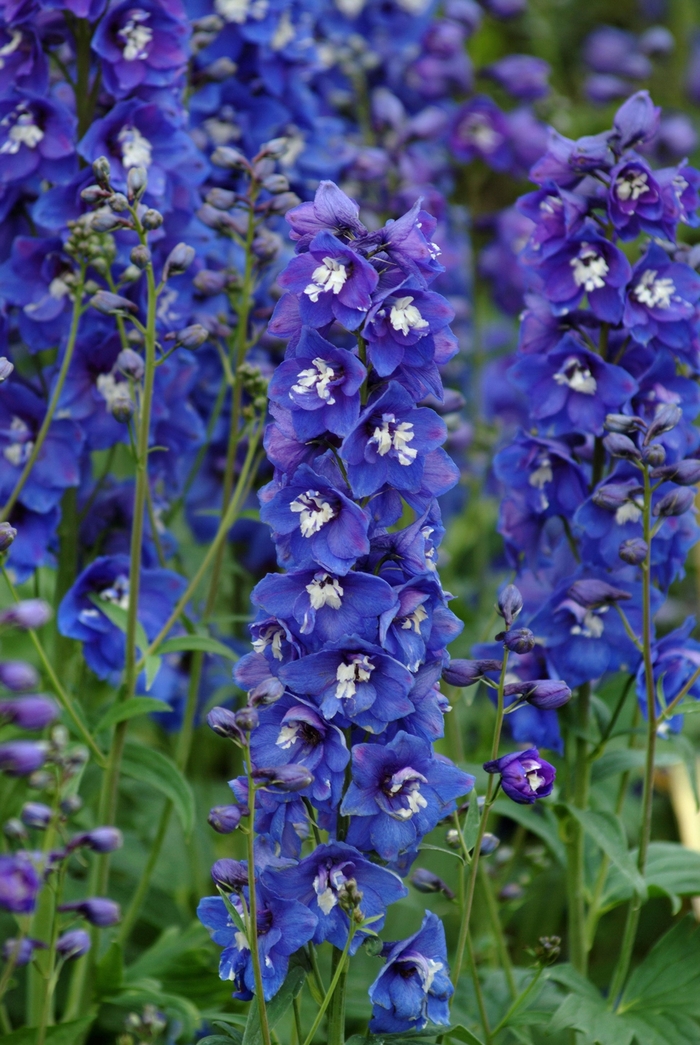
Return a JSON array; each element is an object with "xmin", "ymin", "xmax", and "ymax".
[
  {"xmin": 27, "ymin": 797, "xmax": 60, "ymax": 1026},
  {"xmin": 608, "ymin": 467, "xmax": 657, "ymax": 1005},
  {"xmin": 491, "ymin": 968, "xmax": 543, "ymax": 1036},
  {"xmin": 301, "ymin": 927, "xmax": 355, "ymax": 1045},
  {"xmin": 566, "ymin": 682, "xmax": 591, "ymax": 975},
  {"xmin": 478, "ymin": 863, "xmax": 516, "ymax": 1000},
  {"xmin": 1, "ymin": 270, "xmax": 85, "ymax": 521},
  {"xmin": 36, "ymin": 866, "xmax": 66, "ymax": 1045},
  {"xmin": 245, "ymin": 763, "xmax": 272, "ymax": 1045},
  {"xmin": 0, "ymin": 926, "xmax": 27, "ymax": 1004},
  {"xmin": 466, "ymin": 931, "xmax": 491, "ymax": 1045},
  {"xmin": 327, "ymin": 945, "xmax": 348, "ymax": 1045},
  {"xmin": 53, "ymin": 488, "xmax": 79, "ymax": 668},
  {"xmin": 452, "ymin": 651, "xmax": 509, "ymax": 986},
  {"xmin": 0, "ymin": 565, "xmax": 105, "ymax": 766}
]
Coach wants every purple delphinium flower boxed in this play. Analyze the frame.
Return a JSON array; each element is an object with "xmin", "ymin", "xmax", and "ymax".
[
  {"xmin": 636, "ymin": 617, "xmax": 700, "ymax": 733},
  {"xmin": 534, "ymin": 223, "xmax": 631, "ymax": 323},
  {"xmin": 91, "ymin": 0, "xmax": 189, "ymax": 99},
  {"xmin": 622, "ymin": 242, "xmax": 700, "ymax": 351},
  {"xmin": 368, "ymin": 910, "xmax": 453, "ymax": 1033},
  {"xmin": 263, "ymin": 841, "xmax": 407, "ymax": 953},
  {"xmin": 484, "ymin": 55, "xmax": 550, "ymax": 101},
  {"xmin": 608, "ymin": 157, "xmax": 664, "ymax": 240},
  {"xmin": 0, "ymin": 740, "xmax": 48, "ymax": 776},
  {"xmin": 0, "ymin": 93, "xmax": 75, "ymax": 187},
  {"xmin": 450, "ymin": 95, "xmax": 512, "ymax": 172},
  {"xmin": 363, "ymin": 287, "xmax": 454, "ymax": 378},
  {"xmin": 0, "ymin": 853, "xmax": 41, "ymax": 913},
  {"xmin": 197, "ymin": 880, "xmax": 317, "ymax": 1001},
  {"xmin": 484, "ymin": 747, "xmax": 556, "ymax": 804},
  {"xmin": 0, "ymin": 695, "xmax": 58, "ymax": 730},
  {"xmin": 341, "ymin": 730, "xmax": 474, "ymax": 861}
]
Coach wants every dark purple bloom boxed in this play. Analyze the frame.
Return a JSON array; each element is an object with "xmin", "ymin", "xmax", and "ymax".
[
  {"xmin": 530, "ymin": 129, "xmax": 615, "ymax": 188},
  {"xmin": 608, "ymin": 157, "xmax": 664, "ymax": 240},
  {"xmin": 341, "ymin": 383, "xmax": 447, "ymax": 499},
  {"xmin": 286, "ymin": 180, "xmax": 367, "ymax": 250},
  {"xmin": 91, "ymin": 0, "xmax": 189, "ymax": 99},
  {"xmin": 262, "ymin": 841, "xmax": 407, "ymax": 952},
  {"xmin": 208, "ymin": 805, "xmax": 243, "ymax": 833},
  {"xmin": 612, "ymin": 90, "xmax": 660, "ymax": 150},
  {"xmin": 484, "ymin": 747, "xmax": 555, "ymax": 804},
  {"xmin": 0, "ymin": 695, "xmax": 58, "ymax": 730},
  {"xmin": 268, "ymin": 329, "xmax": 366, "ymax": 440},
  {"xmin": 0, "ymin": 93, "xmax": 75, "ymax": 187},
  {"xmin": 250, "ymin": 695, "xmax": 349, "ymax": 804},
  {"xmin": 484, "ymin": 55, "xmax": 550, "ymax": 101},
  {"xmin": 0, "ymin": 853, "xmax": 40, "ymax": 913},
  {"xmin": 585, "ymin": 74, "xmax": 632, "ymax": 106},
  {"xmin": 622, "ymin": 243, "xmax": 700, "ymax": 350},
  {"xmin": 517, "ymin": 183, "xmax": 588, "ymax": 263},
  {"xmin": 0, "ymin": 740, "xmax": 47, "ymax": 776},
  {"xmin": 259, "ymin": 465, "xmax": 370, "ymax": 576},
  {"xmin": 450, "ymin": 96, "xmax": 512, "ymax": 172},
  {"xmin": 278, "ymin": 231, "xmax": 379, "ymax": 331},
  {"xmin": 20, "ymin": 802, "xmax": 53, "ymax": 828},
  {"xmin": 280, "ymin": 639, "xmax": 414, "ymax": 733},
  {"xmin": 59, "ymin": 898, "xmax": 121, "ymax": 927},
  {"xmin": 56, "ymin": 930, "xmax": 91, "ymax": 959},
  {"xmin": 341, "ymin": 730, "xmax": 474, "ymax": 860},
  {"xmin": 535, "ymin": 224, "xmax": 631, "ymax": 323},
  {"xmin": 364, "ymin": 287, "xmax": 454, "ymax": 378},
  {"xmin": 197, "ymin": 880, "xmax": 317, "ymax": 1001},
  {"xmin": 2, "ymin": 937, "xmax": 42, "ymax": 966},
  {"xmin": 0, "ymin": 660, "xmax": 39, "ymax": 691},
  {"xmin": 72, "ymin": 826, "xmax": 123, "ymax": 852},
  {"xmin": 368, "ymin": 910, "xmax": 453, "ymax": 1033},
  {"xmin": 583, "ymin": 28, "xmax": 650, "ymax": 79},
  {"xmin": 504, "ymin": 679, "xmax": 572, "ymax": 709},
  {"xmin": 0, "ymin": 599, "xmax": 51, "ymax": 630}
]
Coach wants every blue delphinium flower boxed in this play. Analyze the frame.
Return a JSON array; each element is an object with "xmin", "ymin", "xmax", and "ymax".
[
  {"xmin": 484, "ymin": 747, "xmax": 556, "ymax": 804},
  {"xmin": 368, "ymin": 911, "xmax": 453, "ymax": 1033}
]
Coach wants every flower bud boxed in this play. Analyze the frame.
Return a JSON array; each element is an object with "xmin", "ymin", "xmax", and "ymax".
[
  {"xmin": 90, "ymin": 208, "xmax": 125, "ymax": 232},
  {"xmin": 194, "ymin": 269, "xmax": 228, "ymax": 294},
  {"xmin": 0, "ymin": 522, "xmax": 17, "ymax": 551},
  {"xmin": 90, "ymin": 291, "xmax": 138, "ymax": 316},
  {"xmin": 141, "ymin": 208, "xmax": 163, "ymax": 230},
  {"xmin": 60, "ymin": 795, "xmax": 83, "ymax": 816},
  {"xmin": 0, "ymin": 661, "xmax": 38, "ymax": 691},
  {"xmin": 248, "ymin": 677, "xmax": 285, "ymax": 706},
  {"xmin": 651, "ymin": 459, "xmax": 700, "ymax": 485},
  {"xmin": 80, "ymin": 184, "xmax": 111, "ymax": 204},
  {"xmin": 653, "ymin": 487, "xmax": 695, "ymax": 517},
  {"xmin": 267, "ymin": 191, "xmax": 302, "ymax": 215},
  {"xmin": 56, "ymin": 929, "xmax": 91, "ymax": 960},
  {"xmin": 108, "ymin": 387, "xmax": 135, "ymax": 424},
  {"xmin": 501, "ymin": 628, "xmax": 535, "ymax": 654},
  {"xmin": 603, "ymin": 433, "xmax": 641, "ymax": 461},
  {"xmin": 443, "ymin": 658, "xmax": 502, "ymax": 686},
  {"xmin": 28, "ymin": 770, "xmax": 52, "ymax": 791},
  {"xmin": 252, "ymin": 763, "xmax": 314, "ymax": 792},
  {"xmin": 592, "ymin": 482, "xmax": 642, "ymax": 511},
  {"xmin": 2, "ymin": 937, "xmax": 42, "ymax": 966},
  {"xmin": 259, "ymin": 137, "xmax": 289, "ymax": 159},
  {"xmin": 171, "ymin": 324, "xmax": 208, "ymax": 349},
  {"xmin": 646, "ymin": 403, "xmax": 682, "ymax": 442},
  {"xmin": 21, "ymin": 802, "xmax": 53, "ymax": 829},
  {"xmin": 262, "ymin": 174, "xmax": 290, "ymax": 194},
  {"xmin": 3, "ymin": 818, "xmax": 27, "ymax": 841},
  {"xmin": 445, "ymin": 828, "xmax": 460, "ymax": 849},
  {"xmin": 211, "ymin": 145, "xmax": 249, "ymax": 169},
  {"xmin": 410, "ymin": 868, "xmax": 455, "ymax": 899},
  {"xmin": 208, "ymin": 805, "xmax": 243, "ymax": 834},
  {"xmin": 642, "ymin": 443, "xmax": 666, "ymax": 467},
  {"xmin": 76, "ymin": 827, "xmax": 123, "ymax": 853},
  {"xmin": 603, "ymin": 413, "xmax": 646, "ymax": 434},
  {"xmin": 124, "ymin": 266, "xmax": 144, "ymax": 284},
  {"xmin": 108, "ymin": 193, "xmax": 129, "ymax": 213},
  {"xmin": 0, "ymin": 854, "xmax": 41, "ymax": 913},
  {"xmin": 59, "ymin": 898, "xmax": 121, "ymax": 927},
  {"xmin": 505, "ymin": 679, "xmax": 572, "ymax": 710},
  {"xmin": 117, "ymin": 348, "xmax": 145, "ymax": 380},
  {"xmin": 364, "ymin": 936, "xmax": 384, "ymax": 957},
  {"xmin": 126, "ymin": 166, "xmax": 148, "ymax": 200},
  {"xmin": 0, "ymin": 741, "xmax": 48, "ymax": 776},
  {"xmin": 252, "ymin": 228, "xmax": 282, "ymax": 261},
  {"xmin": 127, "ymin": 246, "xmax": 150, "ymax": 274},
  {"xmin": 92, "ymin": 156, "xmax": 111, "ymax": 187},
  {"xmin": 533, "ymin": 935, "xmax": 561, "ymax": 964},
  {"xmin": 234, "ymin": 707, "xmax": 259, "ymax": 733},
  {"xmin": 619, "ymin": 537, "xmax": 648, "ymax": 565},
  {"xmin": 163, "ymin": 243, "xmax": 195, "ymax": 281},
  {"xmin": 480, "ymin": 833, "xmax": 500, "ymax": 855},
  {"xmin": 497, "ymin": 584, "xmax": 522, "ymax": 627},
  {"xmin": 567, "ymin": 579, "xmax": 631, "ymax": 608},
  {"xmin": 207, "ymin": 706, "xmax": 241, "ymax": 739},
  {"xmin": 211, "ymin": 858, "xmax": 248, "ymax": 890},
  {"xmin": 0, "ymin": 600, "xmax": 51, "ymax": 630}
]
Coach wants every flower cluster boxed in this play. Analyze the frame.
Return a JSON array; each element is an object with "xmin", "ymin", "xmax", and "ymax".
[{"xmin": 198, "ymin": 181, "xmax": 475, "ymax": 1030}]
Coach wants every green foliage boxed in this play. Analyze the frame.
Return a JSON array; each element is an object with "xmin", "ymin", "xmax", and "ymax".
[
  {"xmin": 241, "ymin": 963, "xmax": 306, "ymax": 1045},
  {"xmin": 121, "ymin": 741, "xmax": 195, "ymax": 834}
]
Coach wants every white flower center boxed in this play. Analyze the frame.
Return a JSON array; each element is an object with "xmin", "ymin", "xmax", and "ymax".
[
  {"xmin": 571, "ymin": 245, "xmax": 609, "ymax": 292},
  {"xmin": 276, "ymin": 723, "xmax": 299, "ymax": 750},
  {"xmin": 252, "ymin": 624, "xmax": 285, "ymax": 660},
  {"xmin": 390, "ymin": 296, "xmax": 429, "ymax": 336},
  {"xmin": 570, "ymin": 608, "xmax": 607, "ymax": 639},
  {"xmin": 634, "ymin": 269, "xmax": 675, "ymax": 310},
  {"xmin": 529, "ymin": 455, "xmax": 553, "ymax": 489},
  {"xmin": 615, "ymin": 170, "xmax": 648, "ymax": 202},
  {"xmin": 462, "ymin": 116, "xmax": 500, "ymax": 152},
  {"xmin": 118, "ymin": 10, "xmax": 152, "ymax": 60},
  {"xmin": 0, "ymin": 104, "xmax": 43, "ymax": 154},
  {"xmin": 292, "ymin": 358, "xmax": 336, "ymax": 404},
  {"xmin": 419, "ymin": 958, "xmax": 444, "ymax": 993},
  {"xmin": 615, "ymin": 501, "xmax": 643, "ymax": 525},
  {"xmin": 306, "ymin": 572, "xmax": 344, "ymax": 610},
  {"xmin": 521, "ymin": 758, "xmax": 546, "ymax": 791},
  {"xmin": 290, "ymin": 490, "xmax": 336, "ymax": 537},
  {"xmin": 271, "ymin": 9, "xmax": 294, "ymax": 49},
  {"xmin": 118, "ymin": 124, "xmax": 152, "ymax": 169},
  {"xmin": 304, "ymin": 257, "xmax": 348, "ymax": 302},
  {"xmin": 371, "ymin": 413, "xmax": 417, "ymax": 465},
  {"xmin": 334, "ymin": 0, "xmax": 365, "ymax": 14},
  {"xmin": 3, "ymin": 416, "xmax": 33, "ymax": 466},
  {"xmin": 214, "ymin": 0, "xmax": 268, "ymax": 20},
  {"xmin": 335, "ymin": 654, "xmax": 374, "ymax": 701},
  {"xmin": 400, "ymin": 604, "xmax": 428, "ymax": 633},
  {"xmin": 553, "ymin": 357, "xmax": 597, "ymax": 395},
  {"xmin": 99, "ymin": 574, "xmax": 130, "ymax": 611},
  {"xmin": 0, "ymin": 29, "xmax": 22, "ymax": 67},
  {"xmin": 387, "ymin": 769, "xmax": 429, "ymax": 820}
]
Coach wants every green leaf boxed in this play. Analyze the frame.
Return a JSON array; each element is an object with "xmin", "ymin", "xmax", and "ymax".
[
  {"xmin": 446, "ymin": 1024, "xmax": 487, "ymax": 1044},
  {"xmin": 346, "ymin": 1029, "xmax": 452, "ymax": 1044},
  {"xmin": 242, "ymin": 962, "xmax": 306, "ymax": 1045},
  {"xmin": 1, "ymin": 1019, "xmax": 94, "ymax": 1045},
  {"xmin": 491, "ymin": 799, "xmax": 566, "ymax": 865},
  {"xmin": 145, "ymin": 654, "xmax": 162, "ymax": 691},
  {"xmin": 548, "ymin": 991, "xmax": 635, "ymax": 1045},
  {"xmin": 462, "ymin": 790, "xmax": 481, "ymax": 854},
  {"xmin": 591, "ymin": 748, "xmax": 681, "ymax": 782},
  {"xmin": 567, "ymin": 806, "xmax": 647, "ymax": 898},
  {"xmin": 94, "ymin": 696, "xmax": 172, "ymax": 734},
  {"xmin": 122, "ymin": 742, "xmax": 195, "ymax": 835},
  {"xmin": 198, "ymin": 1038, "xmax": 242, "ymax": 1045},
  {"xmin": 89, "ymin": 592, "xmax": 149, "ymax": 654},
  {"xmin": 159, "ymin": 634, "xmax": 239, "ymax": 660},
  {"xmin": 602, "ymin": 842, "xmax": 700, "ymax": 914},
  {"xmin": 620, "ymin": 915, "xmax": 700, "ymax": 1020},
  {"xmin": 95, "ymin": 940, "xmax": 124, "ymax": 998}
]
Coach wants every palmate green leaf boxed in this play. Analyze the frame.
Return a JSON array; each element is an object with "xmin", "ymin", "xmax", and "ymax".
[
  {"xmin": 566, "ymin": 806, "xmax": 647, "ymax": 898},
  {"xmin": 121, "ymin": 741, "xmax": 195, "ymax": 835},
  {"xmin": 620, "ymin": 916, "xmax": 700, "ymax": 1021},
  {"xmin": 158, "ymin": 634, "xmax": 239, "ymax": 660},
  {"xmin": 601, "ymin": 842, "xmax": 700, "ymax": 914},
  {"xmin": 1, "ymin": 1019, "xmax": 94, "ymax": 1045},
  {"xmin": 94, "ymin": 696, "xmax": 172, "ymax": 734},
  {"xmin": 491, "ymin": 799, "xmax": 566, "ymax": 865},
  {"xmin": 241, "ymin": 962, "xmax": 306, "ymax": 1045}
]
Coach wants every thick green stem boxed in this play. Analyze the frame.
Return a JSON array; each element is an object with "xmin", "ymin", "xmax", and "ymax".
[
  {"xmin": 1, "ymin": 270, "xmax": 85, "ymax": 521},
  {"xmin": 452, "ymin": 652, "xmax": 509, "ymax": 986},
  {"xmin": 245, "ymin": 763, "xmax": 272, "ymax": 1045},
  {"xmin": 301, "ymin": 927, "xmax": 355, "ymax": 1045},
  {"xmin": 566, "ymin": 682, "xmax": 591, "ymax": 975},
  {"xmin": 478, "ymin": 863, "xmax": 516, "ymax": 1000},
  {"xmin": 608, "ymin": 467, "xmax": 656, "ymax": 1004},
  {"xmin": 26, "ymin": 799, "xmax": 60, "ymax": 1026},
  {"xmin": 327, "ymin": 945, "xmax": 349, "ymax": 1045}
]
